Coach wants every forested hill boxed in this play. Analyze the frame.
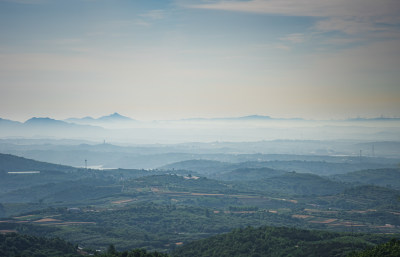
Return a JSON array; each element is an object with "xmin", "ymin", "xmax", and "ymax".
[
  {"xmin": 215, "ymin": 167, "xmax": 286, "ymax": 181},
  {"xmin": 1, "ymin": 228, "xmax": 398, "ymax": 257},
  {"xmin": 171, "ymin": 226, "xmax": 394, "ymax": 257},
  {"xmin": 0, "ymin": 232, "xmax": 170, "ymax": 257},
  {"xmin": 160, "ymin": 159, "xmax": 397, "ymax": 176},
  {"xmin": 332, "ymin": 168, "xmax": 400, "ymax": 189},
  {"xmin": 349, "ymin": 239, "xmax": 400, "ymax": 257},
  {"xmin": 0, "ymin": 153, "xmax": 76, "ymax": 172},
  {"xmin": 0, "ymin": 233, "xmax": 80, "ymax": 257},
  {"xmin": 241, "ymin": 172, "xmax": 347, "ymax": 195}
]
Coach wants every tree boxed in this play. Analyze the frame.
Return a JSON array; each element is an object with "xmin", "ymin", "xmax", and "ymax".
[{"xmin": 107, "ymin": 244, "xmax": 116, "ymax": 255}]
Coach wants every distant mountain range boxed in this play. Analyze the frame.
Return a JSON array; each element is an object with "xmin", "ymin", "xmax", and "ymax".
[
  {"xmin": 347, "ymin": 117, "xmax": 400, "ymax": 121},
  {"xmin": 2, "ymin": 114, "xmax": 400, "ymax": 125},
  {"xmin": 1, "ymin": 114, "xmax": 399, "ymax": 142},
  {"xmin": 0, "ymin": 113, "xmax": 133, "ymax": 133},
  {"xmin": 65, "ymin": 112, "xmax": 135, "ymax": 124},
  {"xmin": 180, "ymin": 115, "xmax": 304, "ymax": 121},
  {"xmin": 0, "ymin": 116, "xmax": 105, "ymax": 139}
]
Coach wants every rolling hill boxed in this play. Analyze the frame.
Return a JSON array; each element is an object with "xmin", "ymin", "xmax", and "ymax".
[
  {"xmin": 332, "ymin": 168, "xmax": 400, "ymax": 189},
  {"xmin": 171, "ymin": 226, "xmax": 392, "ymax": 257}
]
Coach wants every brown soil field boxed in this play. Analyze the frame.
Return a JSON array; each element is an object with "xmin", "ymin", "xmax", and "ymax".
[
  {"xmin": 112, "ymin": 199, "xmax": 135, "ymax": 204},
  {"xmin": 309, "ymin": 218, "xmax": 337, "ymax": 224},
  {"xmin": 33, "ymin": 218, "xmax": 61, "ymax": 223},
  {"xmin": 0, "ymin": 230, "xmax": 17, "ymax": 234},
  {"xmin": 190, "ymin": 193, "xmax": 225, "ymax": 196},
  {"xmin": 292, "ymin": 214, "xmax": 313, "ymax": 219},
  {"xmin": 41, "ymin": 221, "xmax": 96, "ymax": 226}
]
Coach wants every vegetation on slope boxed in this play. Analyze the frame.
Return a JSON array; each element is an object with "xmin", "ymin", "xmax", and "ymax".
[
  {"xmin": 349, "ymin": 238, "xmax": 400, "ymax": 257},
  {"xmin": 0, "ymin": 232, "xmax": 79, "ymax": 257},
  {"xmin": 332, "ymin": 168, "xmax": 400, "ymax": 190},
  {"xmin": 172, "ymin": 226, "xmax": 395, "ymax": 257}
]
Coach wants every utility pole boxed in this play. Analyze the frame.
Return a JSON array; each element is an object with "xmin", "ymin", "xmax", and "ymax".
[{"xmin": 85, "ymin": 159, "xmax": 87, "ymax": 170}]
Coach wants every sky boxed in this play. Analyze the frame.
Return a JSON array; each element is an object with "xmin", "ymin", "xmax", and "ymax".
[{"xmin": 0, "ymin": 0, "xmax": 399, "ymax": 121}]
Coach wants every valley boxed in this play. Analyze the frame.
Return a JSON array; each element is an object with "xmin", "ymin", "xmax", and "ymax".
[{"xmin": 1, "ymin": 144, "xmax": 399, "ymax": 255}]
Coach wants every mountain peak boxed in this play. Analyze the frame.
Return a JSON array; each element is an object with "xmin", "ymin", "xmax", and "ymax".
[{"xmin": 98, "ymin": 113, "xmax": 133, "ymax": 121}]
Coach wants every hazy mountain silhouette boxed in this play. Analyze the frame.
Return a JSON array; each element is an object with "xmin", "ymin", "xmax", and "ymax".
[
  {"xmin": 98, "ymin": 112, "xmax": 133, "ymax": 121},
  {"xmin": 180, "ymin": 115, "xmax": 303, "ymax": 122},
  {"xmin": 25, "ymin": 117, "xmax": 72, "ymax": 127},
  {"xmin": 64, "ymin": 112, "xmax": 134, "ymax": 126}
]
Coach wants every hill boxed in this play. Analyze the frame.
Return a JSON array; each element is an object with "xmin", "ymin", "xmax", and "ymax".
[
  {"xmin": 241, "ymin": 172, "xmax": 347, "ymax": 196},
  {"xmin": 160, "ymin": 159, "xmax": 396, "ymax": 177},
  {"xmin": 332, "ymin": 168, "xmax": 400, "ymax": 189},
  {"xmin": 171, "ymin": 226, "xmax": 393, "ymax": 257},
  {"xmin": 0, "ymin": 233, "xmax": 80, "ymax": 257},
  {"xmin": 340, "ymin": 185, "xmax": 400, "ymax": 209},
  {"xmin": 0, "ymin": 153, "xmax": 82, "ymax": 195},
  {"xmin": 310, "ymin": 185, "xmax": 400, "ymax": 211},
  {"xmin": 216, "ymin": 167, "xmax": 287, "ymax": 181},
  {"xmin": 349, "ymin": 239, "xmax": 400, "ymax": 257},
  {"xmin": 0, "ymin": 153, "xmax": 75, "ymax": 172},
  {"xmin": 255, "ymin": 160, "xmax": 396, "ymax": 176},
  {"xmin": 0, "ymin": 179, "xmax": 120, "ymax": 203},
  {"xmin": 160, "ymin": 160, "xmax": 233, "ymax": 175},
  {"xmin": 0, "ymin": 232, "xmax": 170, "ymax": 257}
]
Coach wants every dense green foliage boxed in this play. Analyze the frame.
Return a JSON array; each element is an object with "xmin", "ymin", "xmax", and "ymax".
[
  {"xmin": 0, "ymin": 233, "xmax": 170, "ymax": 257},
  {"xmin": 215, "ymin": 167, "xmax": 286, "ymax": 181},
  {"xmin": 0, "ymin": 233, "xmax": 79, "ymax": 257},
  {"xmin": 332, "ymin": 168, "xmax": 400, "ymax": 189},
  {"xmin": 98, "ymin": 245, "xmax": 170, "ymax": 257},
  {"xmin": 172, "ymin": 226, "xmax": 394, "ymax": 257},
  {"xmin": 4, "ymin": 203, "xmax": 306, "ymax": 251},
  {"xmin": 241, "ymin": 172, "xmax": 347, "ymax": 195},
  {"xmin": 0, "ymin": 179, "xmax": 120, "ymax": 203},
  {"xmin": 349, "ymin": 239, "xmax": 400, "ymax": 257},
  {"xmin": 162, "ymin": 159, "xmax": 396, "ymax": 176}
]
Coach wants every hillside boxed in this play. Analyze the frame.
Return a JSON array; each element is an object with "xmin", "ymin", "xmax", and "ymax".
[
  {"xmin": 216, "ymin": 167, "xmax": 286, "ymax": 181},
  {"xmin": 339, "ymin": 185, "xmax": 400, "ymax": 209},
  {"xmin": 0, "ymin": 153, "xmax": 82, "ymax": 194},
  {"xmin": 0, "ymin": 233, "xmax": 80, "ymax": 257},
  {"xmin": 255, "ymin": 160, "xmax": 396, "ymax": 176},
  {"xmin": 0, "ymin": 232, "xmax": 169, "ymax": 257},
  {"xmin": 332, "ymin": 168, "xmax": 400, "ymax": 189},
  {"xmin": 160, "ymin": 160, "xmax": 234, "ymax": 175},
  {"xmin": 160, "ymin": 159, "xmax": 397, "ymax": 177},
  {"xmin": 349, "ymin": 239, "xmax": 400, "ymax": 257},
  {"xmin": 0, "ymin": 179, "xmax": 120, "ymax": 203},
  {"xmin": 241, "ymin": 172, "xmax": 348, "ymax": 196},
  {"xmin": 303, "ymin": 185, "xmax": 400, "ymax": 211},
  {"xmin": 171, "ymin": 226, "xmax": 394, "ymax": 257},
  {"xmin": 0, "ymin": 153, "xmax": 76, "ymax": 172}
]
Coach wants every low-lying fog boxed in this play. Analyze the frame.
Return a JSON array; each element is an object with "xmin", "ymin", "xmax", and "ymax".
[{"xmin": 1, "ymin": 116, "xmax": 400, "ymax": 144}]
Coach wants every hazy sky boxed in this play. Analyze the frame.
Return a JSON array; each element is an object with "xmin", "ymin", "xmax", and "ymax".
[{"xmin": 0, "ymin": 0, "xmax": 399, "ymax": 121}]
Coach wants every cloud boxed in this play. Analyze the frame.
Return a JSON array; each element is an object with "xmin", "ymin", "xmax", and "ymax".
[
  {"xmin": 274, "ymin": 44, "xmax": 291, "ymax": 51},
  {"xmin": 187, "ymin": 0, "xmax": 398, "ymax": 18},
  {"xmin": 135, "ymin": 20, "xmax": 151, "ymax": 27},
  {"xmin": 186, "ymin": 0, "xmax": 400, "ymax": 38},
  {"xmin": 280, "ymin": 33, "xmax": 305, "ymax": 44},
  {"xmin": 132, "ymin": 10, "xmax": 165, "ymax": 27},
  {"xmin": 140, "ymin": 10, "xmax": 165, "ymax": 20}
]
